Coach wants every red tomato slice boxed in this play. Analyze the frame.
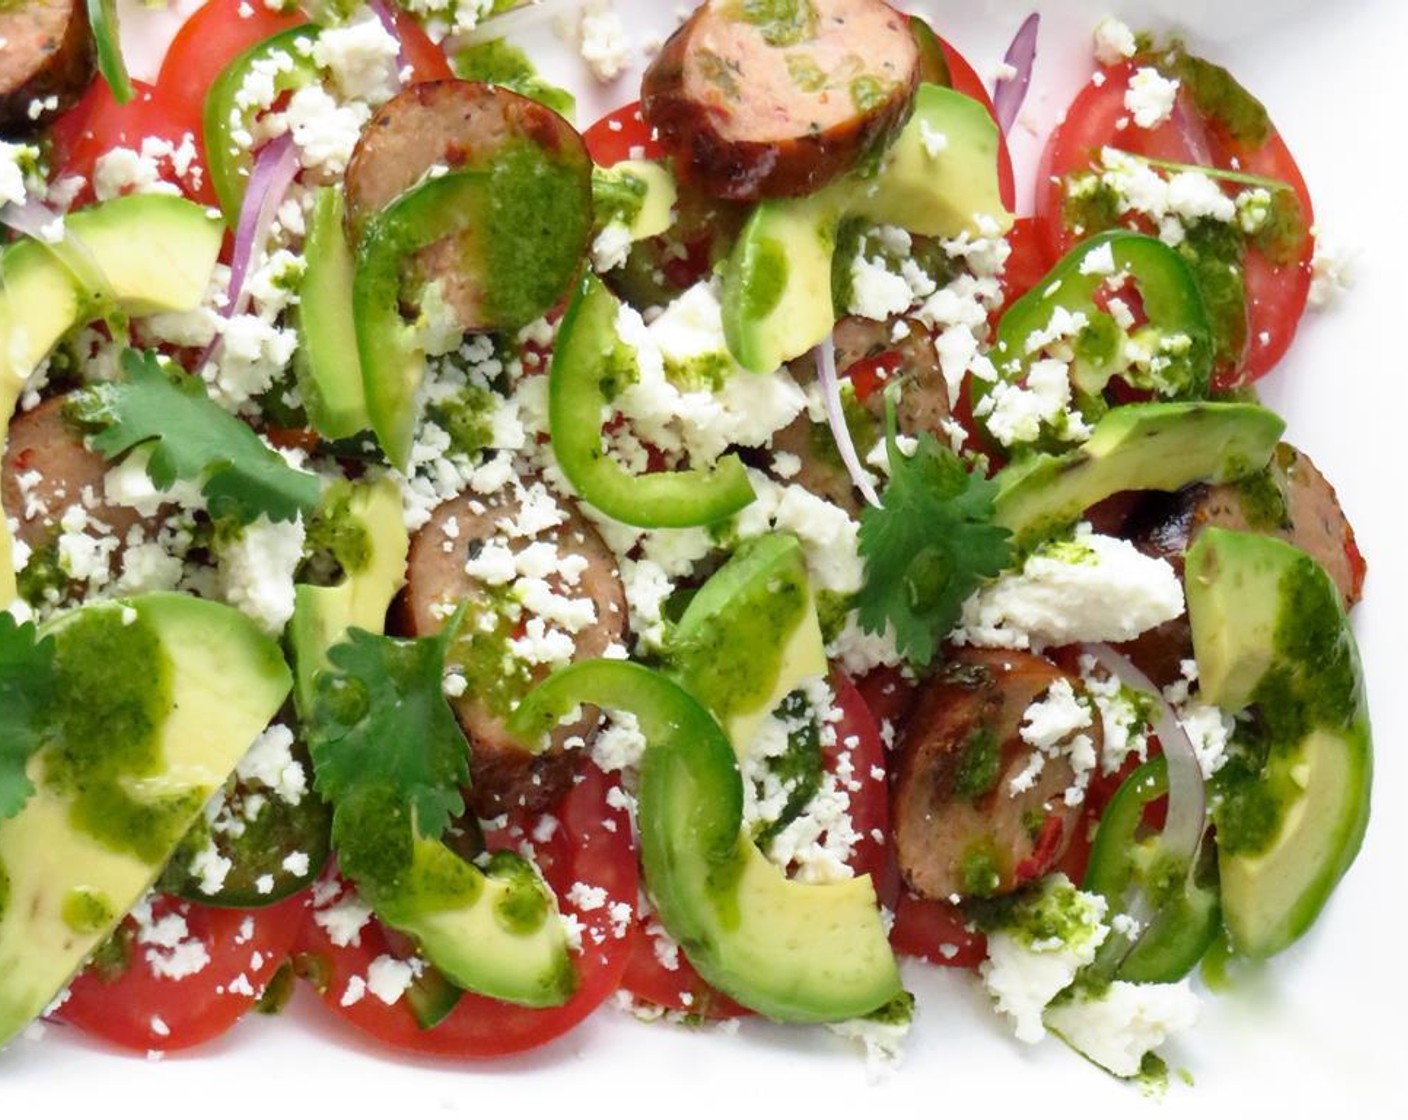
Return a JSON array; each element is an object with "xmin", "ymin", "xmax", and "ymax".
[
  {"xmin": 889, "ymin": 893, "xmax": 987, "ymax": 970},
  {"xmin": 295, "ymin": 762, "xmax": 636, "ymax": 1058},
  {"xmin": 58, "ymin": 891, "xmax": 309, "ymax": 1052},
  {"xmin": 1034, "ymin": 60, "xmax": 1315, "ymax": 386},
  {"xmin": 622, "ymin": 665, "xmax": 893, "ymax": 1017},
  {"xmin": 47, "ymin": 79, "xmax": 215, "ymax": 206},
  {"xmin": 155, "ymin": 0, "xmax": 304, "ymax": 140},
  {"xmin": 388, "ymin": 5, "xmax": 455, "ymax": 83},
  {"xmin": 938, "ymin": 38, "xmax": 1016, "ymax": 214},
  {"xmin": 582, "ymin": 101, "xmax": 664, "ymax": 168},
  {"xmin": 996, "ymin": 215, "xmax": 1056, "ymax": 317}
]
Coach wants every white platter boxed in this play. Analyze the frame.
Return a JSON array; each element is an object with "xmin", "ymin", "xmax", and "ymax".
[{"xmin": 2, "ymin": 1, "xmax": 1403, "ymax": 1116}]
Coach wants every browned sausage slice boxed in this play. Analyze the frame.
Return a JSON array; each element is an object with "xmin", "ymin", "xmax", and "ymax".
[
  {"xmin": 2, "ymin": 394, "xmax": 154, "ymax": 560},
  {"xmin": 402, "ymin": 480, "xmax": 628, "ymax": 816},
  {"xmin": 892, "ymin": 649, "xmax": 1097, "ymax": 901},
  {"xmin": 769, "ymin": 314, "xmax": 951, "ymax": 513},
  {"xmin": 0, "ymin": 0, "xmax": 94, "ymax": 134},
  {"xmin": 642, "ymin": 0, "xmax": 919, "ymax": 200},
  {"xmin": 343, "ymin": 80, "xmax": 593, "ymax": 330},
  {"xmin": 1118, "ymin": 441, "xmax": 1363, "ymax": 684}
]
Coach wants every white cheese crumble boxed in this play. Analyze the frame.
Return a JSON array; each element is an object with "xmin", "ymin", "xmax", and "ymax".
[
  {"xmin": 979, "ymin": 875, "xmax": 1109, "ymax": 1044},
  {"xmin": 1092, "ymin": 17, "xmax": 1138, "ymax": 65},
  {"xmin": 1124, "ymin": 67, "xmax": 1180, "ymax": 130},
  {"xmin": 1044, "ymin": 979, "xmax": 1200, "ymax": 1077},
  {"xmin": 954, "ymin": 526, "xmax": 1184, "ymax": 650},
  {"xmin": 216, "ymin": 514, "xmax": 307, "ymax": 635}
]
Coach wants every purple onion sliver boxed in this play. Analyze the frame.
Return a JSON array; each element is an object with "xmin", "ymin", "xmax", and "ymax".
[
  {"xmin": 992, "ymin": 12, "xmax": 1040, "ymax": 135},
  {"xmin": 1083, "ymin": 643, "xmax": 1207, "ymax": 870},
  {"xmin": 223, "ymin": 133, "xmax": 301, "ymax": 320},
  {"xmin": 1170, "ymin": 95, "xmax": 1215, "ymax": 168},
  {"xmin": 366, "ymin": 0, "xmax": 409, "ymax": 80},
  {"xmin": 814, "ymin": 336, "xmax": 882, "ymax": 509}
]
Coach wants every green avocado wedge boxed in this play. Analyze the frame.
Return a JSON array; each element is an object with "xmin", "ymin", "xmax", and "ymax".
[
  {"xmin": 510, "ymin": 660, "xmax": 902, "ymax": 1023},
  {"xmin": 0, "ymin": 594, "xmax": 291, "ymax": 1047},
  {"xmin": 1185, "ymin": 528, "xmax": 1372, "ymax": 959},
  {"xmin": 992, "ymin": 401, "xmax": 1285, "ymax": 551},
  {"xmin": 668, "ymin": 533, "xmax": 827, "ymax": 753}
]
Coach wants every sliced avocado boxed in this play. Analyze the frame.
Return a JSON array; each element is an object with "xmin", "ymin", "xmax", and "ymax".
[
  {"xmin": 669, "ymin": 533, "xmax": 827, "ymax": 752},
  {"xmin": 721, "ymin": 83, "xmax": 1013, "ymax": 373},
  {"xmin": 1185, "ymin": 528, "xmax": 1371, "ymax": 958},
  {"xmin": 0, "ymin": 195, "xmax": 223, "ymax": 605},
  {"xmin": 993, "ymin": 401, "xmax": 1286, "ymax": 550},
  {"xmin": 288, "ymin": 477, "xmax": 408, "ymax": 722},
  {"xmin": 370, "ymin": 841, "xmax": 575, "ymax": 1008},
  {"xmin": 510, "ymin": 660, "xmax": 903, "ymax": 1023},
  {"xmin": 295, "ymin": 187, "xmax": 370, "ymax": 441},
  {"xmin": 0, "ymin": 594, "xmax": 291, "ymax": 1046},
  {"xmin": 593, "ymin": 159, "xmax": 678, "ymax": 241}
]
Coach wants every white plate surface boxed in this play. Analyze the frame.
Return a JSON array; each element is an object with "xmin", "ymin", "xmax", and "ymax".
[{"xmin": 3, "ymin": 1, "xmax": 1403, "ymax": 1116}]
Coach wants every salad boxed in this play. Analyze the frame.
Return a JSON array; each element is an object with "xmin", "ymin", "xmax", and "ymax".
[{"xmin": 0, "ymin": 0, "xmax": 1378, "ymax": 1099}]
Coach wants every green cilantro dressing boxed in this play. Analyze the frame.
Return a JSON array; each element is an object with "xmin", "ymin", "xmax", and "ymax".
[
  {"xmin": 40, "ymin": 607, "xmax": 196, "ymax": 863},
  {"xmin": 738, "ymin": 237, "xmax": 789, "ymax": 322},
  {"xmin": 1214, "ymin": 556, "xmax": 1359, "ymax": 855},
  {"xmin": 487, "ymin": 851, "xmax": 552, "ymax": 935},
  {"xmin": 427, "ymin": 383, "xmax": 500, "ymax": 458},
  {"xmin": 953, "ymin": 726, "xmax": 1002, "ymax": 801},
  {"xmin": 448, "ymin": 588, "xmax": 535, "ymax": 719},
  {"xmin": 61, "ymin": 887, "xmax": 115, "ymax": 936},
  {"xmin": 483, "ymin": 142, "xmax": 595, "ymax": 327},
  {"xmin": 304, "ymin": 480, "xmax": 374, "ymax": 578},
  {"xmin": 454, "ymin": 39, "xmax": 576, "ymax": 120}
]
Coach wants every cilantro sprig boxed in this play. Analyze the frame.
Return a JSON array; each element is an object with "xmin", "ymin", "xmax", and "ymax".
[
  {"xmin": 306, "ymin": 614, "xmax": 470, "ymax": 892},
  {"xmin": 70, "ymin": 349, "xmax": 321, "ymax": 527},
  {"xmin": 0, "ymin": 614, "xmax": 60, "ymax": 820},
  {"xmin": 855, "ymin": 395, "xmax": 1012, "ymax": 667}
]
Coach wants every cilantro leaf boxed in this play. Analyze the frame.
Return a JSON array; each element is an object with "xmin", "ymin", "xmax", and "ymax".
[
  {"xmin": 307, "ymin": 619, "xmax": 470, "ymax": 890},
  {"xmin": 0, "ymin": 614, "xmax": 60, "ymax": 819},
  {"xmin": 856, "ymin": 402, "xmax": 1012, "ymax": 668},
  {"xmin": 71, "ymin": 349, "xmax": 320, "ymax": 526}
]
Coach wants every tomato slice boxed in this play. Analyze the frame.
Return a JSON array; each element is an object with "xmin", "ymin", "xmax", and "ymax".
[
  {"xmin": 387, "ymin": 5, "xmax": 455, "ymax": 83},
  {"xmin": 46, "ymin": 79, "xmax": 215, "ymax": 206},
  {"xmin": 295, "ymin": 762, "xmax": 636, "ymax": 1058},
  {"xmin": 889, "ymin": 893, "xmax": 988, "ymax": 970},
  {"xmin": 582, "ymin": 101, "xmax": 664, "ymax": 168},
  {"xmin": 57, "ymin": 891, "xmax": 309, "ymax": 1052},
  {"xmin": 1034, "ymin": 59, "xmax": 1315, "ymax": 386}
]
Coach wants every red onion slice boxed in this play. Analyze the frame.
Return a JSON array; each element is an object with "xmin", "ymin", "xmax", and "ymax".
[
  {"xmin": 993, "ymin": 13, "xmax": 1040, "ymax": 135},
  {"xmin": 1083, "ymin": 643, "xmax": 1207, "ymax": 867},
  {"xmin": 222, "ymin": 133, "xmax": 301, "ymax": 322},
  {"xmin": 814, "ymin": 335, "xmax": 881, "ymax": 509},
  {"xmin": 365, "ymin": 0, "xmax": 409, "ymax": 78}
]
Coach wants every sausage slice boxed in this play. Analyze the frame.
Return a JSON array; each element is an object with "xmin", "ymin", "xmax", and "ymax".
[
  {"xmin": 769, "ymin": 314, "xmax": 951, "ymax": 514},
  {"xmin": 1118, "ymin": 441, "xmax": 1363, "ymax": 684},
  {"xmin": 343, "ymin": 80, "xmax": 593, "ymax": 331},
  {"xmin": 642, "ymin": 0, "xmax": 919, "ymax": 200},
  {"xmin": 892, "ymin": 649, "xmax": 1096, "ymax": 901},
  {"xmin": 3, "ymin": 394, "xmax": 155, "ymax": 560},
  {"xmin": 1, "ymin": 0, "xmax": 94, "ymax": 134},
  {"xmin": 401, "ymin": 479, "xmax": 628, "ymax": 816}
]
